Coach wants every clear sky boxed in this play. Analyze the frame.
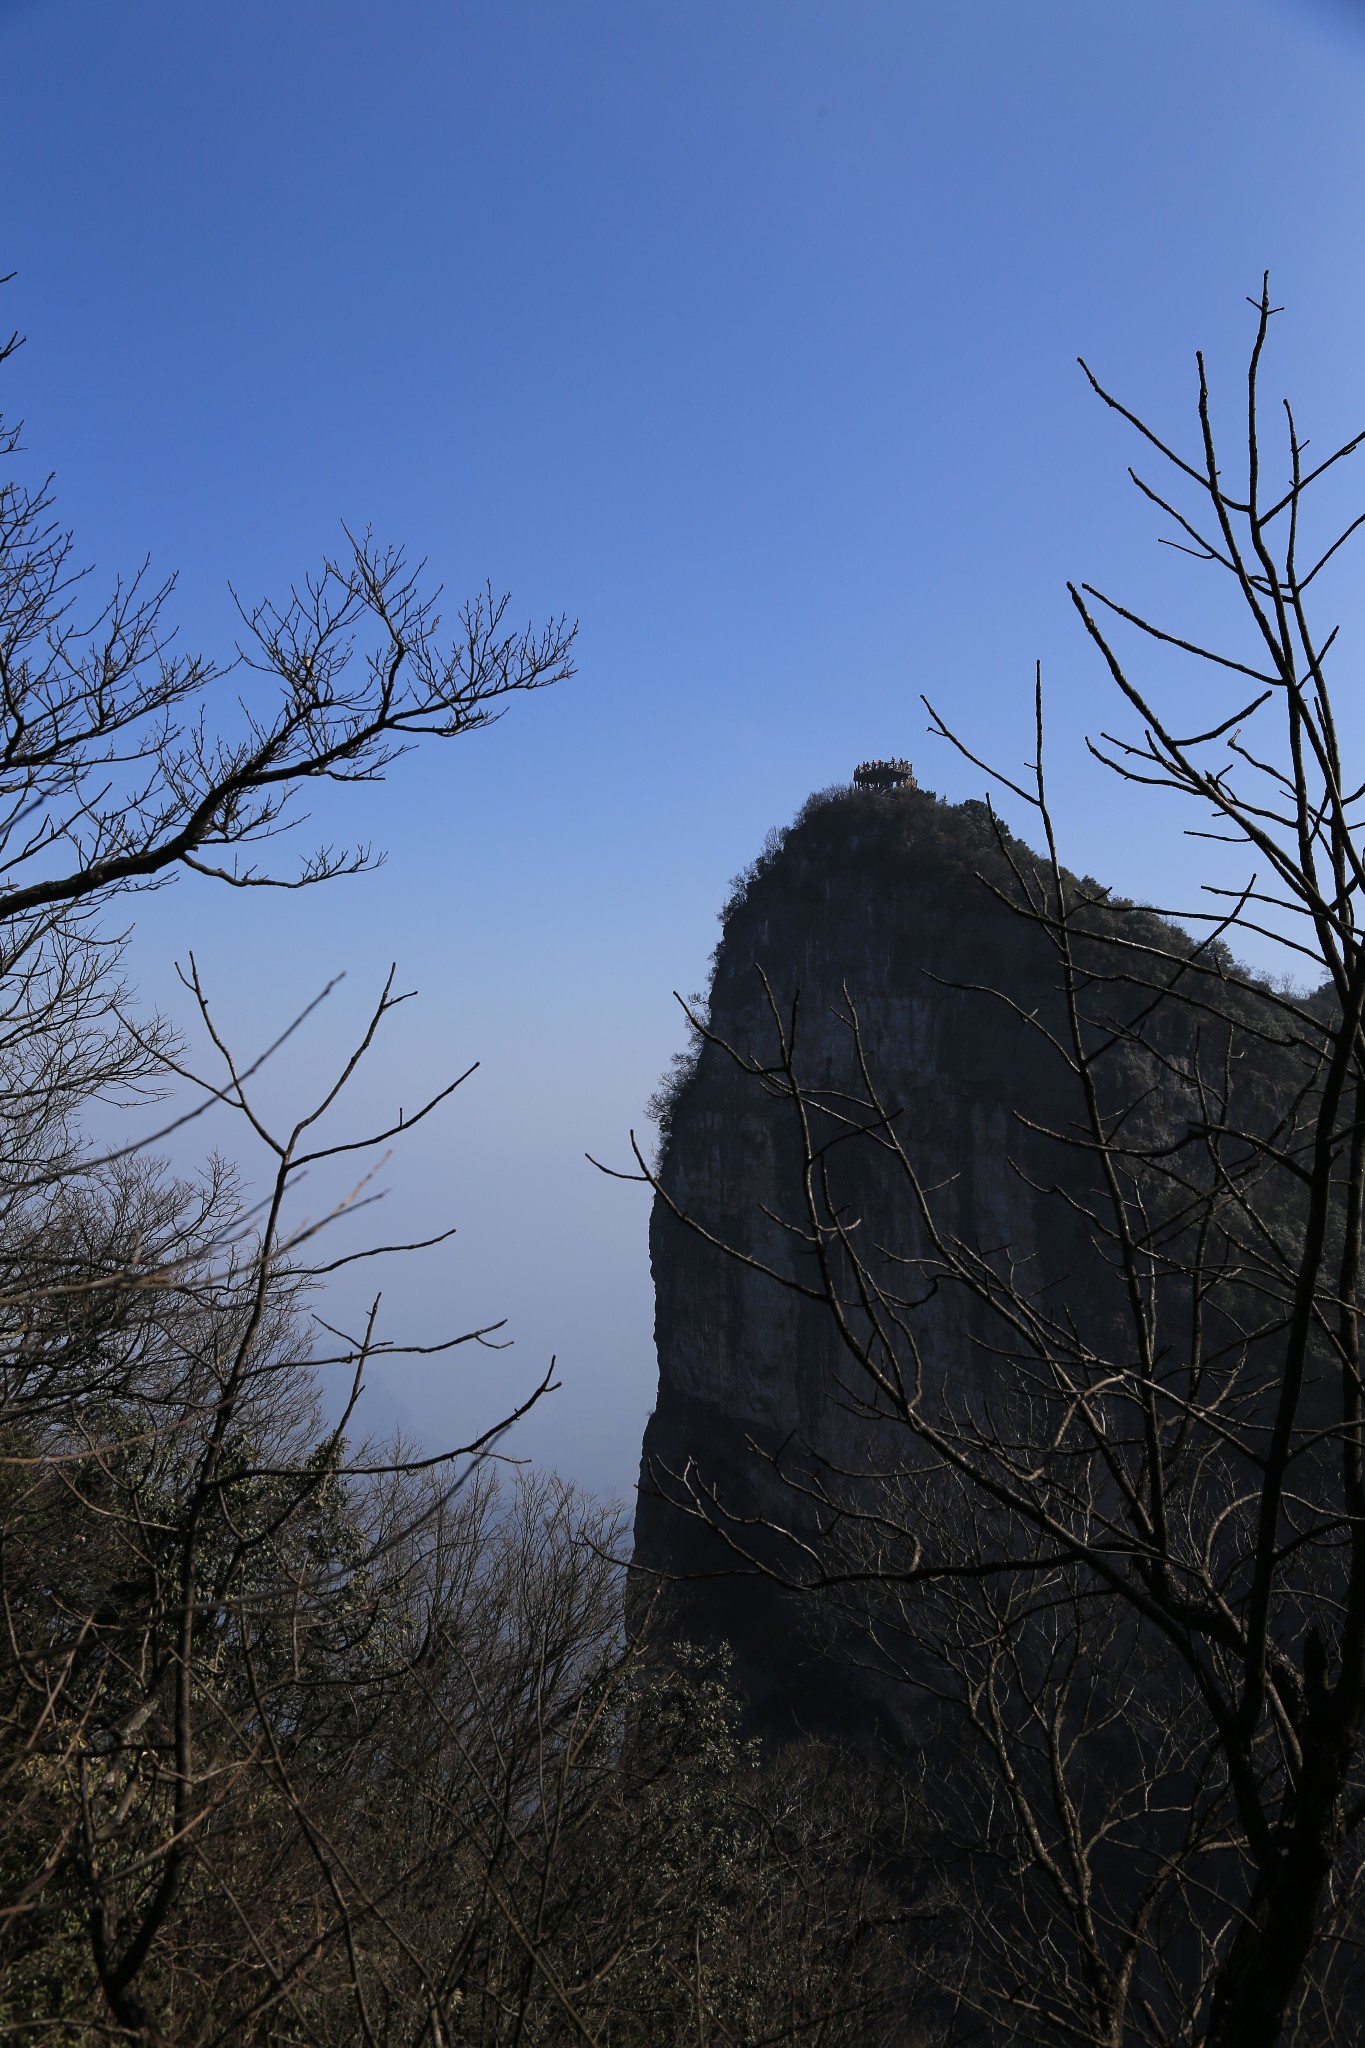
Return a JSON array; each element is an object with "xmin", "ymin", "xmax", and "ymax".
[{"xmin": 6, "ymin": 0, "xmax": 1365, "ymax": 1505}]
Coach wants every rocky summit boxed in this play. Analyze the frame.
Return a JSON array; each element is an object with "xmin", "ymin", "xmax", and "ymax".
[{"xmin": 632, "ymin": 778, "xmax": 1299, "ymax": 1747}]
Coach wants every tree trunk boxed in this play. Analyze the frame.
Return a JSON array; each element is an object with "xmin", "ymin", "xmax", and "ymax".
[{"xmin": 1205, "ymin": 1760, "xmax": 1345, "ymax": 2048}]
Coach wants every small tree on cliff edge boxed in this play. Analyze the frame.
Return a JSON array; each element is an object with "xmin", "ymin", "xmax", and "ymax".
[{"xmin": 623, "ymin": 282, "xmax": 1365, "ymax": 2045}]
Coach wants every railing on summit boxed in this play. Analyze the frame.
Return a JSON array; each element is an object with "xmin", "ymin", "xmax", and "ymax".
[{"xmin": 852, "ymin": 758, "xmax": 915, "ymax": 793}]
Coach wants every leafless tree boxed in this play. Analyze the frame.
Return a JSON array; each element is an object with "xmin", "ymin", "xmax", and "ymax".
[
  {"xmin": 0, "ymin": 289, "xmax": 571, "ymax": 2041},
  {"xmin": 616, "ymin": 281, "xmax": 1365, "ymax": 2045},
  {"xmin": 0, "ymin": 293, "xmax": 936, "ymax": 2047}
]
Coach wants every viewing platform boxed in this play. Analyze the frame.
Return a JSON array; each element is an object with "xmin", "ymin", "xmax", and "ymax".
[{"xmin": 852, "ymin": 757, "xmax": 915, "ymax": 793}]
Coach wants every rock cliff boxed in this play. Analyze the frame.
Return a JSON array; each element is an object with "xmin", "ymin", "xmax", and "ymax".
[{"xmin": 632, "ymin": 780, "xmax": 1298, "ymax": 1747}]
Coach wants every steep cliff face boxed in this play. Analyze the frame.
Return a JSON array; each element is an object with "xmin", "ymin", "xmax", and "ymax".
[{"xmin": 632, "ymin": 782, "xmax": 1290, "ymax": 1745}]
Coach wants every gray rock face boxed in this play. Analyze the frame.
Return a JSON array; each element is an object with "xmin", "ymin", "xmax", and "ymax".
[{"xmin": 632, "ymin": 783, "xmax": 1292, "ymax": 1746}]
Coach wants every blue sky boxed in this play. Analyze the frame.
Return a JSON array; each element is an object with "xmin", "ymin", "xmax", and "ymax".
[{"xmin": 6, "ymin": 0, "xmax": 1365, "ymax": 1503}]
